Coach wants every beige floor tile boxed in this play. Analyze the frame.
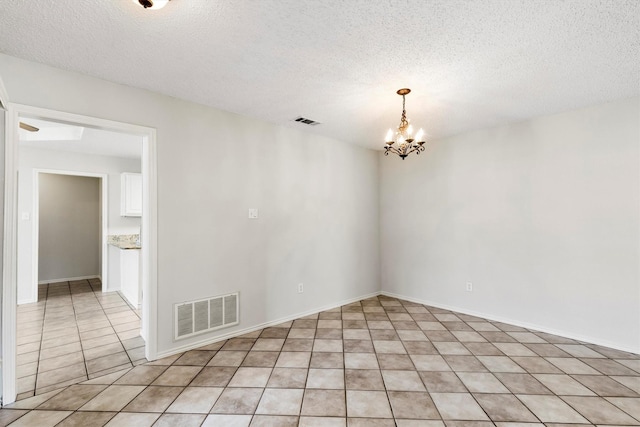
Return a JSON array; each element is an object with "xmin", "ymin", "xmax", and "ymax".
[
  {"xmin": 154, "ymin": 413, "xmax": 207, "ymax": 427},
  {"xmin": 344, "ymin": 353, "xmax": 379, "ymax": 369},
  {"xmin": 313, "ymin": 340, "xmax": 344, "ymax": 353},
  {"xmin": 457, "ymin": 372, "xmax": 510, "ymax": 393},
  {"xmin": 474, "ymin": 393, "xmax": 537, "ymax": 422},
  {"xmin": 79, "ymin": 385, "xmax": 146, "ymax": 411},
  {"xmin": 123, "ymin": 385, "xmax": 183, "ymax": 412},
  {"xmin": 166, "ymin": 386, "xmax": 223, "ymax": 413},
  {"xmin": 16, "ymin": 362, "xmax": 38, "ymax": 379},
  {"xmin": 573, "ymin": 374, "xmax": 639, "ymax": 397},
  {"xmin": 17, "ymin": 341, "xmax": 41, "ymax": 355},
  {"xmin": 228, "ymin": 367, "xmax": 273, "ymax": 387},
  {"xmin": 310, "ymin": 352, "xmax": 344, "ymax": 368},
  {"xmin": 16, "ymin": 350, "xmax": 40, "ymax": 366},
  {"xmin": 516, "ymin": 394, "xmax": 588, "ymax": 423},
  {"xmin": 255, "ymin": 388, "xmax": 304, "ymax": 415},
  {"xmin": 88, "ymin": 363, "xmax": 134, "ymax": 379},
  {"xmin": 302, "ymin": 390, "xmax": 346, "ymax": 417},
  {"xmin": 582, "ymin": 358, "xmax": 639, "ymax": 375},
  {"xmin": 151, "ymin": 366, "xmax": 203, "ymax": 386},
  {"xmin": 545, "ymin": 357, "xmax": 601, "ymax": 375},
  {"xmin": 606, "ymin": 396, "xmax": 640, "ymax": 420},
  {"xmin": 16, "ymin": 375, "xmax": 36, "ymax": 394},
  {"xmin": 410, "ymin": 354, "xmax": 451, "ymax": 371},
  {"xmin": 82, "ymin": 333, "xmax": 121, "ymax": 350},
  {"xmin": 55, "ymin": 411, "xmax": 116, "ymax": 427},
  {"xmin": 38, "ymin": 351, "xmax": 84, "ymax": 373},
  {"xmin": 381, "ymin": 370, "xmax": 426, "ymax": 391},
  {"xmin": 103, "ymin": 412, "xmax": 159, "ymax": 427},
  {"xmin": 84, "ymin": 342, "xmax": 124, "ymax": 360},
  {"xmin": 4, "ymin": 389, "xmax": 65, "ymax": 410},
  {"xmin": 39, "ymin": 341, "xmax": 82, "ymax": 360},
  {"xmin": 346, "ymin": 390, "xmax": 392, "ymax": 418},
  {"xmin": 114, "ymin": 365, "xmax": 167, "ymax": 385},
  {"xmin": 443, "ymin": 355, "xmax": 487, "ymax": 372},
  {"xmin": 562, "ymin": 395, "xmax": 639, "ymax": 424},
  {"xmin": 345, "ymin": 369, "xmax": 384, "ymax": 390},
  {"xmin": 388, "ymin": 391, "xmax": 440, "ymax": 419},
  {"xmin": 433, "ymin": 342, "xmax": 472, "ymax": 355},
  {"xmin": 395, "ymin": 421, "xmax": 444, "ymax": 427},
  {"xmin": 372, "ymin": 341, "xmax": 406, "ymax": 354},
  {"xmin": 174, "ymin": 350, "xmax": 217, "ymax": 366},
  {"xmin": 477, "ymin": 356, "xmax": 526, "ymax": 373},
  {"xmin": 533, "ymin": 373, "xmax": 596, "ymax": 395},
  {"xmin": 202, "ymin": 414, "xmax": 252, "ymax": 427},
  {"xmin": 267, "ymin": 367, "xmax": 308, "ymax": 388},
  {"xmin": 250, "ymin": 415, "xmax": 299, "ymax": 426},
  {"xmin": 40, "ymin": 333, "xmax": 79, "ymax": 349},
  {"xmin": 420, "ymin": 372, "xmax": 467, "ymax": 393},
  {"xmin": 86, "ymin": 351, "xmax": 131, "ymax": 374},
  {"xmin": 555, "ymin": 344, "xmax": 606, "ymax": 358},
  {"xmin": 8, "ymin": 409, "xmax": 72, "ymax": 427},
  {"xmin": 307, "ymin": 369, "xmax": 345, "ymax": 389},
  {"xmin": 37, "ymin": 384, "xmax": 107, "ymax": 410},
  {"xmin": 211, "ymin": 387, "xmax": 264, "ymax": 414},
  {"xmin": 299, "ymin": 416, "xmax": 347, "ymax": 426},
  {"xmin": 190, "ymin": 366, "xmax": 237, "ymax": 387},
  {"xmin": 35, "ymin": 362, "xmax": 87, "ymax": 389},
  {"xmin": 430, "ymin": 393, "xmax": 489, "ymax": 420},
  {"xmin": 0, "ymin": 409, "xmax": 30, "ymax": 426},
  {"xmin": 252, "ymin": 338, "xmax": 285, "ymax": 351},
  {"xmin": 276, "ymin": 351, "xmax": 311, "ymax": 368},
  {"xmin": 208, "ymin": 350, "xmax": 248, "ymax": 366},
  {"xmin": 36, "ymin": 376, "xmax": 88, "ymax": 395}
]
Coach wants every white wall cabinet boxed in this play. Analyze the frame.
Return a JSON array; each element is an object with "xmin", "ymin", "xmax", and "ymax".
[{"xmin": 121, "ymin": 172, "xmax": 142, "ymax": 217}]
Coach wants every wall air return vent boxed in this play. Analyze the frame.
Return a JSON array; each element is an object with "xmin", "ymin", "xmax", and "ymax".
[
  {"xmin": 293, "ymin": 116, "xmax": 321, "ymax": 126},
  {"xmin": 175, "ymin": 292, "xmax": 239, "ymax": 340}
]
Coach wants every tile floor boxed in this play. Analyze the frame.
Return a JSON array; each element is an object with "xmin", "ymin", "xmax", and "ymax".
[
  {"xmin": 16, "ymin": 279, "xmax": 146, "ymax": 400},
  {"xmin": 2, "ymin": 294, "xmax": 640, "ymax": 426}
]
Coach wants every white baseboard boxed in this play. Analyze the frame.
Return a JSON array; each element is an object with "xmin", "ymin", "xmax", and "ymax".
[
  {"xmin": 38, "ymin": 275, "xmax": 99, "ymax": 285},
  {"xmin": 381, "ymin": 290, "xmax": 639, "ymax": 355},
  {"xmin": 155, "ymin": 291, "xmax": 382, "ymax": 360}
]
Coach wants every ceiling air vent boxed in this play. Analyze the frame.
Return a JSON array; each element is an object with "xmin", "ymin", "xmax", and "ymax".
[{"xmin": 293, "ymin": 117, "xmax": 321, "ymax": 126}]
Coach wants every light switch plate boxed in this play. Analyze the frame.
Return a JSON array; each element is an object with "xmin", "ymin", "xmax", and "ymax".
[{"xmin": 248, "ymin": 209, "xmax": 259, "ymax": 219}]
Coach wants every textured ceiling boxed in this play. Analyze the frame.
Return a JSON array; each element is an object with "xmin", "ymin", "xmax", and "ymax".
[{"xmin": 0, "ymin": 0, "xmax": 638, "ymax": 149}]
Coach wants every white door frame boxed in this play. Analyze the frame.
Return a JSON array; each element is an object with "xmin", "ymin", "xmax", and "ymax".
[
  {"xmin": 2, "ymin": 104, "xmax": 158, "ymax": 405},
  {"xmin": 32, "ymin": 169, "xmax": 109, "ymax": 296}
]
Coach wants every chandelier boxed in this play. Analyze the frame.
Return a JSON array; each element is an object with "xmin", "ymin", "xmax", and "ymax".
[{"xmin": 384, "ymin": 88, "xmax": 426, "ymax": 160}]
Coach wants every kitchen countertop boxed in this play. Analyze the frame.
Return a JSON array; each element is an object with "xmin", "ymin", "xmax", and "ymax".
[{"xmin": 107, "ymin": 234, "xmax": 141, "ymax": 250}]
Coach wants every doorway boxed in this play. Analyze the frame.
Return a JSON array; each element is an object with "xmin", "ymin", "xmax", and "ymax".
[{"xmin": 3, "ymin": 104, "xmax": 158, "ymax": 405}]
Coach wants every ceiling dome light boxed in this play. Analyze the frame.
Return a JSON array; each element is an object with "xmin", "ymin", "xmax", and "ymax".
[{"xmin": 133, "ymin": 0, "xmax": 170, "ymax": 10}]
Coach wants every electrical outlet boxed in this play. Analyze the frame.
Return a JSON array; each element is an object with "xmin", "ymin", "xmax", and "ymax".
[
  {"xmin": 248, "ymin": 209, "xmax": 258, "ymax": 219},
  {"xmin": 297, "ymin": 283, "xmax": 304, "ymax": 293},
  {"xmin": 466, "ymin": 281, "xmax": 473, "ymax": 292}
]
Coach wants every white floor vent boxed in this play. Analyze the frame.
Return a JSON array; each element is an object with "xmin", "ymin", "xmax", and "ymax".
[{"xmin": 175, "ymin": 292, "xmax": 239, "ymax": 340}]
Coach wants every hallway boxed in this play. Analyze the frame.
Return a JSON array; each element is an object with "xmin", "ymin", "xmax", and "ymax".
[{"xmin": 16, "ymin": 279, "xmax": 146, "ymax": 399}]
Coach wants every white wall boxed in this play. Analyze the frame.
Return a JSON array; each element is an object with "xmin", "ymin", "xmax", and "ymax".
[
  {"xmin": 0, "ymin": 54, "xmax": 381, "ymax": 355},
  {"xmin": 38, "ymin": 173, "xmax": 100, "ymax": 282},
  {"xmin": 17, "ymin": 146, "xmax": 141, "ymax": 302},
  {"xmin": 380, "ymin": 97, "xmax": 640, "ymax": 353}
]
